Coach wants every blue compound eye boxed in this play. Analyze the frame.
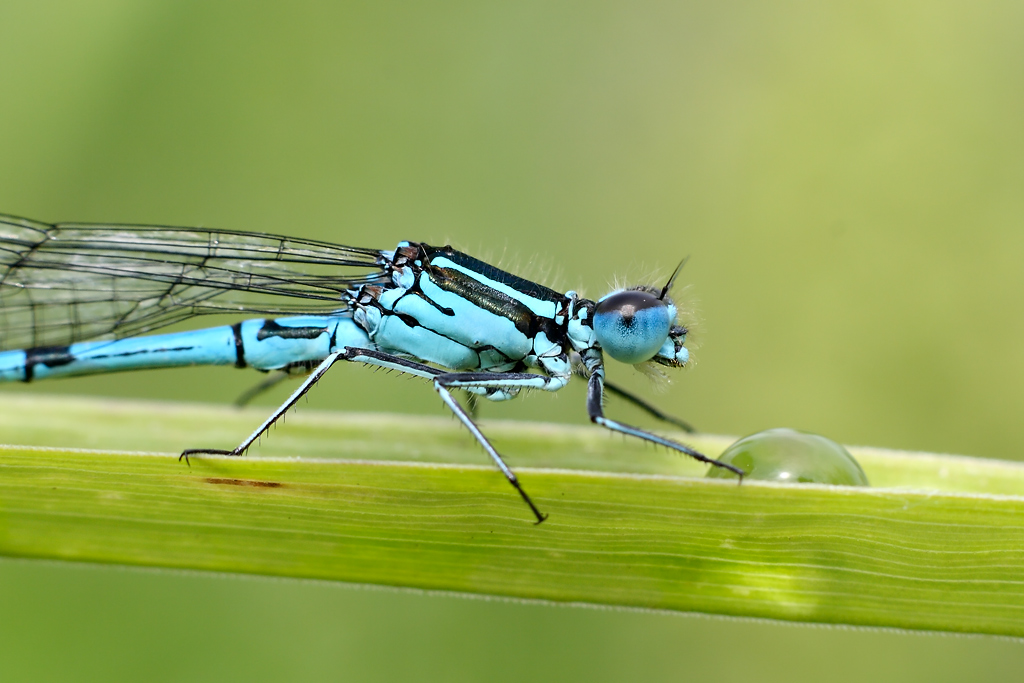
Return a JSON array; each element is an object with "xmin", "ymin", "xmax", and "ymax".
[{"xmin": 593, "ymin": 290, "xmax": 672, "ymax": 364}]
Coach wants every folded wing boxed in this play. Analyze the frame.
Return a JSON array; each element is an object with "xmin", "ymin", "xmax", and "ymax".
[{"xmin": 0, "ymin": 214, "xmax": 387, "ymax": 351}]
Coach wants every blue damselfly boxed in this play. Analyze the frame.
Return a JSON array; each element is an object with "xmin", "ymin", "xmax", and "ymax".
[{"xmin": 0, "ymin": 214, "xmax": 741, "ymax": 522}]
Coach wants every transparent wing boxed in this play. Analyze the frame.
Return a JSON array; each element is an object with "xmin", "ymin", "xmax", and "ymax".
[{"xmin": 0, "ymin": 214, "xmax": 389, "ymax": 351}]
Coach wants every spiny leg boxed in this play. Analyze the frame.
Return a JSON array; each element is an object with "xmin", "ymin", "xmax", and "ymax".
[
  {"xmin": 342, "ymin": 348, "xmax": 504, "ymax": 415},
  {"xmin": 180, "ymin": 351, "xmax": 344, "ymax": 462},
  {"xmin": 433, "ymin": 378, "xmax": 547, "ymax": 524},
  {"xmin": 431, "ymin": 370, "xmax": 573, "ymax": 523},
  {"xmin": 343, "ymin": 348, "xmax": 552, "ymax": 523},
  {"xmin": 586, "ymin": 370, "xmax": 743, "ymax": 478},
  {"xmin": 572, "ymin": 364, "xmax": 694, "ymax": 432},
  {"xmin": 341, "ymin": 347, "xmax": 444, "ymax": 380},
  {"xmin": 344, "ymin": 349, "xmax": 569, "ymax": 396}
]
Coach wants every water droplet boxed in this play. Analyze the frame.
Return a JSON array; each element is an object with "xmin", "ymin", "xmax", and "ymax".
[{"xmin": 707, "ymin": 428, "xmax": 869, "ymax": 486}]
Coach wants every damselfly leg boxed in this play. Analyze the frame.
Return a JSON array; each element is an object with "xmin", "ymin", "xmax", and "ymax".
[
  {"xmin": 181, "ymin": 351, "xmax": 345, "ymax": 463},
  {"xmin": 348, "ymin": 349, "xmax": 555, "ymax": 523},
  {"xmin": 182, "ymin": 346, "xmax": 551, "ymax": 523},
  {"xmin": 183, "ymin": 343, "xmax": 737, "ymax": 522},
  {"xmin": 584, "ymin": 369, "xmax": 744, "ymax": 478}
]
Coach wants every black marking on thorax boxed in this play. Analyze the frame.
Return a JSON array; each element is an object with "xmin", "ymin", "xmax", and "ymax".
[
  {"xmin": 417, "ymin": 247, "xmax": 569, "ymax": 345},
  {"xmin": 419, "ymin": 244, "xmax": 565, "ymax": 304},
  {"xmin": 432, "ymin": 267, "xmax": 569, "ymax": 350},
  {"xmin": 426, "ymin": 266, "xmax": 538, "ymax": 334},
  {"xmin": 22, "ymin": 345, "xmax": 75, "ymax": 382},
  {"xmin": 394, "ymin": 311, "xmax": 423, "ymax": 329},
  {"xmin": 408, "ymin": 282, "xmax": 455, "ymax": 317},
  {"xmin": 256, "ymin": 319, "xmax": 328, "ymax": 341}
]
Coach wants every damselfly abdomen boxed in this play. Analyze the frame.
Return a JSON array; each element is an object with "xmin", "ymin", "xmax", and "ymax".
[{"xmin": 0, "ymin": 214, "xmax": 741, "ymax": 522}]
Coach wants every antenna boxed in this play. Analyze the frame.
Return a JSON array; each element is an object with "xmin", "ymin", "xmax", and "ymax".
[{"xmin": 659, "ymin": 256, "xmax": 689, "ymax": 301}]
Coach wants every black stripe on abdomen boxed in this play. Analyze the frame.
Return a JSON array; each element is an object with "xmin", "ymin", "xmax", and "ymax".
[
  {"xmin": 232, "ymin": 323, "xmax": 246, "ymax": 368},
  {"xmin": 23, "ymin": 345, "xmax": 75, "ymax": 382}
]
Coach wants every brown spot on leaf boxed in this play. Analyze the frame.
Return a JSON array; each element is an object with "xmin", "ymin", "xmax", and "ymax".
[{"xmin": 205, "ymin": 477, "xmax": 283, "ymax": 488}]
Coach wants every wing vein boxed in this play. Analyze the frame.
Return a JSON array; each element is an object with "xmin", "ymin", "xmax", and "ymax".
[{"xmin": 0, "ymin": 214, "xmax": 388, "ymax": 351}]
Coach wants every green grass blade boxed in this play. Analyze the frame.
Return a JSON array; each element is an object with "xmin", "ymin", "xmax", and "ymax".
[{"xmin": 1, "ymin": 394, "xmax": 1023, "ymax": 637}]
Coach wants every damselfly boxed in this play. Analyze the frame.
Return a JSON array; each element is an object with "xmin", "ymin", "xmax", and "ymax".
[{"xmin": 0, "ymin": 214, "xmax": 741, "ymax": 522}]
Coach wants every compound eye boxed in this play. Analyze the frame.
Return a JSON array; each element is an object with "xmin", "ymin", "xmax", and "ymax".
[{"xmin": 593, "ymin": 290, "xmax": 672, "ymax": 364}]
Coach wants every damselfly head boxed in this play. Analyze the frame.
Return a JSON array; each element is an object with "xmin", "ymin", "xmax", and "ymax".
[
  {"xmin": 593, "ymin": 259, "xmax": 691, "ymax": 367},
  {"xmin": 592, "ymin": 289, "xmax": 687, "ymax": 368}
]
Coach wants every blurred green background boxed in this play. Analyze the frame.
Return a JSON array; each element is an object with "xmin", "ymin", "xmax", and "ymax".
[{"xmin": 2, "ymin": 0, "xmax": 1023, "ymax": 680}]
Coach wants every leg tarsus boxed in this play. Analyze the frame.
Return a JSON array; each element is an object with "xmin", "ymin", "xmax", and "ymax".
[
  {"xmin": 586, "ymin": 372, "xmax": 744, "ymax": 478},
  {"xmin": 434, "ymin": 374, "xmax": 548, "ymax": 523},
  {"xmin": 182, "ymin": 351, "xmax": 343, "ymax": 461},
  {"xmin": 509, "ymin": 473, "xmax": 548, "ymax": 525},
  {"xmin": 591, "ymin": 414, "xmax": 744, "ymax": 477},
  {"xmin": 342, "ymin": 349, "xmax": 557, "ymax": 522},
  {"xmin": 178, "ymin": 447, "xmax": 244, "ymax": 467}
]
